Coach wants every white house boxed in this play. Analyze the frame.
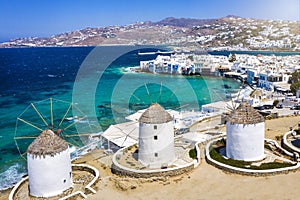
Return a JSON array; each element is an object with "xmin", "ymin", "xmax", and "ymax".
[
  {"xmin": 258, "ymin": 70, "xmax": 291, "ymax": 92},
  {"xmin": 297, "ymin": 88, "xmax": 300, "ymax": 98}
]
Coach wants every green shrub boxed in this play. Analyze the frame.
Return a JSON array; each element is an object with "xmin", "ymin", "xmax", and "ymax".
[
  {"xmin": 209, "ymin": 148, "xmax": 295, "ymax": 170},
  {"xmin": 250, "ymin": 162, "xmax": 294, "ymax": 170},
  {"xmin": 273, "ymin": 99, "xmax": 279, "ymax": 107},
  {"xmin": 275, "ymin": 135, "xmax": 283, "ymax": 141},
  {"xmin": 210, "ymin": 148, "xmax": 251, "ymax": 168},
  {"xmin": 265, "ymin": 116, "xmax": 273, "ymax": 120},
  {"xmin": 264, "ymin": 144, "xmax": 272, "ymax": 151},
  {"xmin": 189, "ymin": 148, "xmax": 197, "ymax": 159},
  {"xmin": 215, "ymin": 139, "xmax": 226, "ymax": 147}
]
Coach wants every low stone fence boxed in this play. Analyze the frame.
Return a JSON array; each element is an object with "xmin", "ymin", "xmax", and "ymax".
[
  {"xmin": 71, "ymin": 164, "xmax": 99, "ymax": 194},
  {"xmin": 112, "ymin": 162, "xmax": 195, "ymax": 178},
  {"xmin": 282, "ymin": 131, "xmax": 300, "ymax": 154},
  {"xmin": 193, "ymin": 140, "xmax": 201, "ymax": 167},
  {"xmin": 205, "ymin": 138, "xmax": 300, "ymax": 177},
  {"xmin": 111, "ymin": 145, "xmax": 197, "ymax": 178},
  {"xmin": 8, "ymin": 176, "xmax": 28, "ymax": 200},
  {"xmin": 265, "ymin": 138, "xmax": 294, "ymax": 157},
  {"xmin": 9, "ymin": 164, "xmax": 99, "ymax": 200},
  {"xmin": 197, "ymin": 133, "xmax": 226, "ymax": 159},
  {"xmin": 58, "ymin": 191, "xmax": 87, "ymax": 200}
]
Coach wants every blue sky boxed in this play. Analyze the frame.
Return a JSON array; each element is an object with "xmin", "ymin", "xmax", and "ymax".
[{"xmin": 0, "ymin": 0, "xmax": 299, "ymax": 41}]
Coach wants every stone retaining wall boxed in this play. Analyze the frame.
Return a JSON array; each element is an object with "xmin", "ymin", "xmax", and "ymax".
[
  {"xmin": 8, "ymin": 177, "xmax": 28, "ymax": 200},
  {"xmin": 72, "ymin": 164, "xmax": 99, "ymax": 194},
  {"xmin": 111, "ymin": 145, "xmax": 197, "ymax": 178},
  {"xmin": 197, "ymin": 133, "xmax": 226, "ymax": 159},
  {"xmin": 9, "ymin": 164, "xmax": 99, "ymax": 200},
  {"xmin": 205, "ymin": 138, "xmax": 300, "ymax": 177},
  {"xmin": 72, "ymin": 165, "xmax": 97, "ymax": 176},
  {"xmin": 265, "ymin": 138, "xmax": 294, "ymax": 157},
  {"xmin": 112, "ymin": 162, "xmax": 194, "ymax": 178},
  {"xmin": 282, "ymin": 131, "xmax": 300, "ymax": 154}
]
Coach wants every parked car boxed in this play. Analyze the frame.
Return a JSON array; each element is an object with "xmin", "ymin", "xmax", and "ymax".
[
  {"xmin": 290, "ymin": 105, "xmax": 300, "ymax": 110},
  {"xmin": 254, "ymin": 106, "xmax": 264, "ymax": 110},
  {"xmin": 263, "ymin": 104, "xmax": 274, "ymax": 109}
]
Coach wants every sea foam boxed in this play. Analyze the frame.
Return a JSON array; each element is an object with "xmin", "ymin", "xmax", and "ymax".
[{"xmin": 0, "ymin": 163, "xmax": 27, "ymax": 191}]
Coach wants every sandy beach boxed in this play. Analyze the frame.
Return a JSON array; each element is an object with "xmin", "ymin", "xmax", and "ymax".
[
  {"xmin": 2, "ymin": 115, "xmax": 300, "ymax": 200},
  {"xmin": 89, "ymin": 161, "xmax": 300, "ymax": 200}
]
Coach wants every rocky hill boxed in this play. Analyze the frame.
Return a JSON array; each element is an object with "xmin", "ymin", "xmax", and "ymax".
[
  {"xmin": 154, "ymin": 17, "xmax": 216, "ymax": 27},
  {"xmin": 1, "ymin": 16, "xmax": 299, "ymax": 51}
]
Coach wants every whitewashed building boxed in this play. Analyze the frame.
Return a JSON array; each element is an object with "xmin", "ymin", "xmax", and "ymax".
[
  {"xmin": 296, "ymin": 88, "xmax": 300, "ymax": 98},
  {"xmin": 226, "ymin": 102, "xmax": 265, "ymax": 161},
  {"xmin": 27, "ymin": 130, "xmax": 72, "ymax": 197},
  {"xmin": 138, "ymin": 104, "xmax": 175, "ymax": 168}
]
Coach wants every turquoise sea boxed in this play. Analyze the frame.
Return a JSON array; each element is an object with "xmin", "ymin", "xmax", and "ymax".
[{"xmin": 2, "ymin": 46, "xmax": 297, "ymax": 190}]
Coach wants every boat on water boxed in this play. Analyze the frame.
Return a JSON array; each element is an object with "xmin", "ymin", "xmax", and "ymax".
[
  {"xmin": 66, "ymin": 116, "xmax": 89, "ymax": 123},
  {"xmin": 156, "ymin": 50, "xmax": 175, "ymax": 54},
  {"xmin": 137, "ymin": 50, "xmax": 175, "ymax": 56},
  {"xmin": 137, "ymin": 51, "xmax": 156, "ymax": 55}
]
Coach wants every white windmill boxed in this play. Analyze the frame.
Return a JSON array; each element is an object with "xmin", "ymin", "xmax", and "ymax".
[
  {"xmin": 138, "ymin": 103, "xmax": 176, "ymax": 168},
  {"xmin": 14, "ymin": 98, "xmax": 92, "ymax": 197},
  {"xmin": 211, "ymin": 84, "xmax": 267, "ymax": 161},
  {"xmin": 129, "ymin": 83, "xmax": 180, "ymax": 168}
]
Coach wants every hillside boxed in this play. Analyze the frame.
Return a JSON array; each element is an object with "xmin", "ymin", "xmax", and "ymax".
[{"xmin": 1, "ymin": 16, "xmax": 299, "ymax": 51}]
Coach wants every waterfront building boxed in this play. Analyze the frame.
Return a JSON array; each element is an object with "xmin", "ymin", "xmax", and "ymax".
[
  {"xmin": 226, "ymin": 102, "xmax": 265, "ymax": 161},
  {"xmin": 140, "ymin": 54, "xmax": 194, "ymax": 74},
  {"xmin": 138, "ymin": 104, "xmax": 175, "ymax": 168},
  {"xmin": 140, "ymin": 54, "xmax": 229, "ymax": 75},
  {"xmin": 258, "ymin": 71, "xmax": 291, "ymax": 91},
  {"xmin": 27, "ymin": 130, "xmax": 72, "ymax": 197},
  {"xmin": 246, "ymin": 69, "xmax": 258, "ymax": 85}
]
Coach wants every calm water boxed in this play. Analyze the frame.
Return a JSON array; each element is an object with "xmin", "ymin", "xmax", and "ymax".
[{"xmin": 0, "ymin": 46, "xmax": 244, "ymax": 189}]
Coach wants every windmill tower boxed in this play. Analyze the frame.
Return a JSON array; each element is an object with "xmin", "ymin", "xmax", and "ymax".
[
  {"xmin": 14, "ymin": 98, "xmax": 91, "ymax": 197},
  {"xmin": 226, "ymin": 101, "xmax": 265, "ymax": 161},
  {"xmin": 27, "ymin": 129, "xmax": 72, "ymax": 197},
  {"xmin": 210, "ymin": 83, "xmax": 265, "ymax": 161},
  {"xmin": 138, "ymin": 103, "xmax": 175, "ymax": 168}
]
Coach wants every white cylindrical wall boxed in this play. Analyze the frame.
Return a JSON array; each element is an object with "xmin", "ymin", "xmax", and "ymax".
[
  {"xmin": 27, "ymin": 148, "xmax": 72, "ymax": 197},
  {"xmin": 138, "ymin": 121, "xmax": 175, "ymax": 168},
  {"xmin": 226, "ymin": 122, "xmax": 265, "ymax": 161}
]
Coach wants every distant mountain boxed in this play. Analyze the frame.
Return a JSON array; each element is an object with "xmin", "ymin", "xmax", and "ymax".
[
  {"xmin": 1, "ymin": 16, "xmax": 299, "ymax": 51},
  {"xmin": 223, "ymin": 15, "xmax": 241, "ymax": 19},
  {"xmin": 155, "ymin": 17, "xmax": 216, "ymax": 27}
]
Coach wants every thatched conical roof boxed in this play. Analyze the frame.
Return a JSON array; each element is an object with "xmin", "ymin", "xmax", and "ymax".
[
  {"xmin": 227, "ymin": 102, "xmax": 264, "ymax": 125},
  {"xmin": 139, "ymin": 104, "xmax": 172, "ymax": 124},
  {"xmin": 27, "ymin": 130, "xmax": 69, "ymax": 157}
]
